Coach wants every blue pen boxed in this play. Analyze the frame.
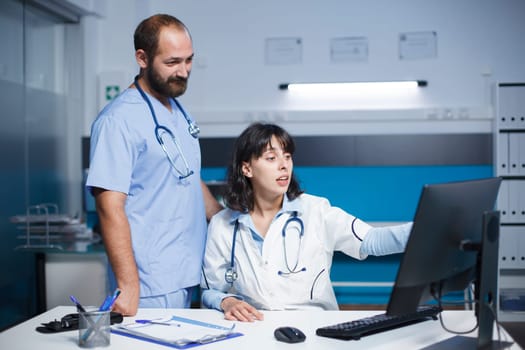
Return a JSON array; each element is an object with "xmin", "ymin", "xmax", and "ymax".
[
  {"xmin": 98, "ymin": 295, "xmax": 112, "ymax": 311},
  {"xmin": 103, "ymin": 288, "xmax": 121, "ymax": 311},
  {"xmin": 69, "ymin": 295, "xmax": 87, "ymax": 313},
  {"xmin": 98, "ymin": 288, "xmax": 120, "ymax": 311},
  {"xmin": 136, "ymin": 319, "xmax": 181, "ymax": 327}
]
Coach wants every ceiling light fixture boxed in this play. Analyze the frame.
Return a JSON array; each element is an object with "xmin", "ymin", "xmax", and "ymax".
[{"xmin": 279, "ymin": 80, "xmax": 427, "ymax": 93}]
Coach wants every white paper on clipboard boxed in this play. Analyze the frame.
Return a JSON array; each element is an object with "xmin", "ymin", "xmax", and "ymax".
[{"xmin": 112, "ymin": 315, "xmax": 240, "ymax": 348}]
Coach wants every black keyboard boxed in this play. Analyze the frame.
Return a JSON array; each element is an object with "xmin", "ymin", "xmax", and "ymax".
[{"xmin": 316, "ymin": 305, "xmax": 442, "ymax": 340}]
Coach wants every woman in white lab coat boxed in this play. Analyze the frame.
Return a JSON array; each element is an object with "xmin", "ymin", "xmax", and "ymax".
[{"xmin": 201, "ymin": 123, "xmax": 412, "ymax": 322}]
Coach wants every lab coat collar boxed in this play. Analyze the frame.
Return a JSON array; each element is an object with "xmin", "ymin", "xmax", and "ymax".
[{"xmin": 228, "ymin": 194, "xmax": 304, "ymax": 226}]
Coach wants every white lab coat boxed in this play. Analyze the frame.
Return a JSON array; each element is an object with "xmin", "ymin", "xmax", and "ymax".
[{"xmin": 201, "ymin": 193, "xmax": 373, "ymax": 310}]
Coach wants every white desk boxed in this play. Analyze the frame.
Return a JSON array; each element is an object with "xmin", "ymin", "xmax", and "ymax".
[{"xmin": 0, "ymin": 306, "xmax": 519, "ymax": 350}]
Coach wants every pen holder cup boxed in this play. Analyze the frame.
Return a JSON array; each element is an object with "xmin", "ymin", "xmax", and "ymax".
[{"xmin": 78, "ymin": 310, "xmax": 111, "ymax": 348}]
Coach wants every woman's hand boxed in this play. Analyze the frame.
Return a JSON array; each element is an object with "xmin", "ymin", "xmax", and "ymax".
[{"xmin": 221, "ymin": 297, "xmax": 264, "ymax": 322}]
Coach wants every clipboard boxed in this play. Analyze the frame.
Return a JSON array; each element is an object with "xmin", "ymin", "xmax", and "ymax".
[{"xmin": 111, "ymin": 315, "xmax": 243, "ymax": 349}]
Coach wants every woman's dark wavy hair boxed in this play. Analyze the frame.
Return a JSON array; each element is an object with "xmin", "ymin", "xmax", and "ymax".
[{"xmin": 224, "ymin": 123, "xmax": 304, "ymax": 212}]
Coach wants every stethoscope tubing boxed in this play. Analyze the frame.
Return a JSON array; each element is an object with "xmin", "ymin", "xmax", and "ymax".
[
  {"xmin": 133, "ymin": 76, "xmax": 199, "ymax": 179},
  {"xmin": 225, "ymin": 212, "xmax": 305, "ymax": 284},
  {"xmin": 134, "ymin": 76, "xmax": 200, "ymax": 139}
]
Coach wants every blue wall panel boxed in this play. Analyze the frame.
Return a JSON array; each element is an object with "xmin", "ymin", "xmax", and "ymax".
[
  {"xmin": 293, "ymin": 165, "xmax": 493, "ymax": 221},
  {"xmin": 203, "ymin": 165, "xmax": 493, "ymax": 221}
]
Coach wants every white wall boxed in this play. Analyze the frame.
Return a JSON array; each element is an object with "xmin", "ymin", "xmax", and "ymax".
[{"xmin": 82, "ymin": 0, "xmax": 525, "ymax": 136}]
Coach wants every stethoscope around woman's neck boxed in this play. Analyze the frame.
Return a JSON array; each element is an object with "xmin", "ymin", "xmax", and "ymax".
[{"xmin": 224, "ymin": 211, "xmax": 306, "ymax": 284}]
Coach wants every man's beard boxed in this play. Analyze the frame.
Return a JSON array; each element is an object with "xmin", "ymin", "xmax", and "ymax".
[{"xmin": 146, "ymin": 66, "xmax": 188, "ymax": 99}]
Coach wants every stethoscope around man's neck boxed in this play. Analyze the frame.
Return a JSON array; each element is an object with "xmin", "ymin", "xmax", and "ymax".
[
  {"xmin": 134, "ymin": 76, "xmax": 200, "ymax": 138},
  {"xmin": 134, "ymin": 76, "xmax": 200, "ymax": 179},
  {"xmin": 224, "ymin": 211, "xmax": 306, "ymax": 284}
]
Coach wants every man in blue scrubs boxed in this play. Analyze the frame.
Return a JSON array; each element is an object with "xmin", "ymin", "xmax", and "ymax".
[{"xmin": 87, "ymin": 14, "xmax": 221, "ymax": 316}]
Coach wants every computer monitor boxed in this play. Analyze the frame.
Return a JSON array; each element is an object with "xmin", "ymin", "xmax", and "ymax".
[{"xmin": 386, "ymin": 177, "xmax": 502, "ymax": 347}]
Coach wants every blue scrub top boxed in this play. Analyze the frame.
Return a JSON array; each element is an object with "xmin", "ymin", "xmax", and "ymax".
[{"xmin": 86, "ymin": 87, "xmax": 207, "ymax": 297}]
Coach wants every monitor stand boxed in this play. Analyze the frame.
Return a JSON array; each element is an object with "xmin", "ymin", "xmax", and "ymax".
[
  {"xmin": 471, "ymin": 211, "xmax": 513, "ymax": 349},
  {"xmin": 422, "ymin": 211, "xmax": 514, "ymax": 350},
  {"xmin": 422, "ymin": 211, "xmax": 512, "ymax": 350}
]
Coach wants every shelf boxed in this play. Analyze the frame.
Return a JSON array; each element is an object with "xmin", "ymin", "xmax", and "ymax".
[
  {"xmin": 495, "ymin": 82, "xmax": 525, "ymax": 322},
  {"xmin": 10, "ymin": 203, "xmax": 96, "ymax": 251}
]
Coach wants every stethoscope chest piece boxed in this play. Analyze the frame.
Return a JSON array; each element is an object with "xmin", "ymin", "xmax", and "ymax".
[
  {"xmin": 188, "ymin": 122, "xmax": 200, "ymax": 138},
  {"xmin": 225, "ymin": 267, "xmax": 238, "ymax": 284}
]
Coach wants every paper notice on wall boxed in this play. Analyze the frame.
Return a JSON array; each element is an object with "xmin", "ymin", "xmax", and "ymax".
[
  {"xmin": 399, "ymin": 31, "xmax": 437, "ymax": 60},
  {"xmin": 265, "ymin": 37, "xmax": 302, "ymax": 65},
  {"xmin": 330, "ymin": 37, "xmax": 368, "ymax": 63}
]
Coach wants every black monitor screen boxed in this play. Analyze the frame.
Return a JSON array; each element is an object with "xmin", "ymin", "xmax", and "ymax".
[{"xmin": 386, "ymin": 177, "xmax": 502, "ymax": 316}]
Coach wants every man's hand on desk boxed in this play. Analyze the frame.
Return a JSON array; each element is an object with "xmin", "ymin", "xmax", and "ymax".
[
  {"xmin": 112, "ymin": 285, "xmax": 139, "ymax": 316},
  {"xmin": 221, "ymin": 297, "xmax": 264, "ymax": 322}
]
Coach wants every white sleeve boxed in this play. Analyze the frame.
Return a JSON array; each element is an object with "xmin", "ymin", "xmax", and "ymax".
[
  {"xmin": 310, "ymin": 195, "xmax": 372, "ymax": 259},
  {"xmin": 200, "ymin": 211, "xmax": 243, "ymax": 310}
]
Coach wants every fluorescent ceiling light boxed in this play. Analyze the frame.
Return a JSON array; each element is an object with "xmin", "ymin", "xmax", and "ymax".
[{"xmin": 279, "ymin": 80, "xmax": 427, "ymax": 93}]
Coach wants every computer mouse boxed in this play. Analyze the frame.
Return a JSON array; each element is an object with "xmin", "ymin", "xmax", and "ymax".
[{"xmin": 274, "ymin": 326, "xmax": 306, "ymax": 343}]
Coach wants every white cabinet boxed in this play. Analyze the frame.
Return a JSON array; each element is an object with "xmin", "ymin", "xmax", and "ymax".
[
  {"xmin": 495, "ymin": 83, "xmax": 525, "ymax": 322},
  {"xmin": 45, "ymin": 253, "xmax": 108, "ymax": 310}
]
